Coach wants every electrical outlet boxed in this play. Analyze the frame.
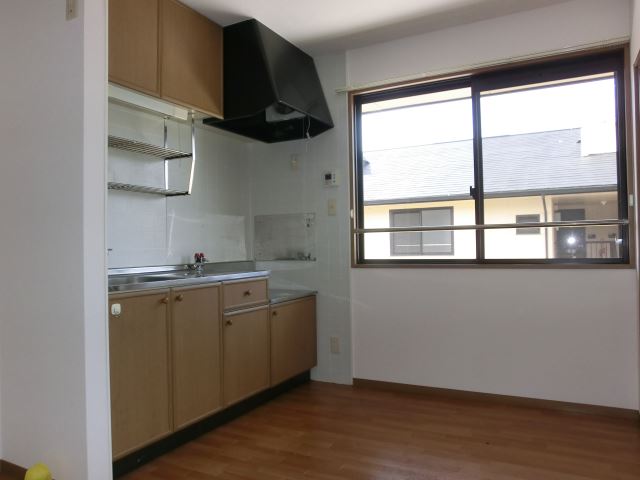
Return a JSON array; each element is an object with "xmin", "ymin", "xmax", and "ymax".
[{"xmin": 330, "ymin": 336, "xmax": 340, "ymax": 354}]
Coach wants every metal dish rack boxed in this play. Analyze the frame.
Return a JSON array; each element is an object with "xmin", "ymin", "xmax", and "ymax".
[{"xmin": 108, "ymin": 114, "xmax": 196, "ymax": 197}]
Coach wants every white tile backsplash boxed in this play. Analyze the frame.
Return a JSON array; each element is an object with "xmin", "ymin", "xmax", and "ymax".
[
  {"xmin": 250, "ymin": 52, "xmax": 353, "ymax": 385},
  {"xmin": 107, "ymin": 102, "xmax": 252, "ymax": 268}
]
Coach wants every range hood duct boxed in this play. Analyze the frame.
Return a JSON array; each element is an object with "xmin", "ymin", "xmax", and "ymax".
[{"xmin": 203, "ymin": 19, "xmax": 334, "ymax": 143}]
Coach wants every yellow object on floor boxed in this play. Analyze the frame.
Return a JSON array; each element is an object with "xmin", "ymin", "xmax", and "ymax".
[{"xmin": 24, "ymin": 463, "xmax": 51, "ymax": 480}]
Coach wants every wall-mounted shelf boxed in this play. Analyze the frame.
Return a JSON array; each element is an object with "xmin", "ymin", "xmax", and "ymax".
[
  {"xmin": 108, "ymin": 111, "xmax": 196, "ymax": 197},
  {"xmin": 108, "ymin": 135, "xmax": 191, "ymax": 160},
  {"xmin": 107, "ymin": 182, "xmax": 189, "ymax": 197}
]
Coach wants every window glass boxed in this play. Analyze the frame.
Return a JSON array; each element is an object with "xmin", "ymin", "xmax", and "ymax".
[
  {"xmin": 481, "ymin": 74, "xmax": 620, "ymax": 224},
  {"xmin": 353, "ymin": 51, "xmax": 628, "ymax": 265},
  {"xmin": 480, "ymin": 74, "xmax": 623, "ymax": 261},
  {"xmin": 361, "ymin": 87, "xmax": 474, "ymax": 260}
]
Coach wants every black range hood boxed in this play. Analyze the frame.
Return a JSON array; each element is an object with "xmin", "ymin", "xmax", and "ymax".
[{"xmin": 203, "ymin": 19, "xmax": 334, "ymax": 143}]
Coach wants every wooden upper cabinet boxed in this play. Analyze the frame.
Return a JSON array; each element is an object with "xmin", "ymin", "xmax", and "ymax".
[
  {"xmin": 160, "ymin": 0, "xmax": 223, "ymax": 118},
  {"xmin": 109, "ymin": 0, "xmax": 160, "ymax": 96}
]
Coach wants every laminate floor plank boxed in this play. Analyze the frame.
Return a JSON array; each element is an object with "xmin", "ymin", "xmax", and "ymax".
[{"xmin": 121, "ymin": 382, "xmax": 640, "ymax": 480}]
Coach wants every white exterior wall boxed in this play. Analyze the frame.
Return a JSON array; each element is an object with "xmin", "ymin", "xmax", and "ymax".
[
  {"xmin": 0, "ymin": 1, "xmax": 111, "ymax": 478},
  {"xmin": 349, "ymin": 0, "xmax": 639, "ymax": 409}
]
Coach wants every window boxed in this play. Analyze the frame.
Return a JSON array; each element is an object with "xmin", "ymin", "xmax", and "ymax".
[
  {"xmin": 515, "ymin": 215, "xmax": 541, "ymax": 235},
  {"xmin": 352, "ymin": 50, "xmax": 629, "ymax": 265},
  {"xmin": 390, "ymin": 208, "xmax": 454, "ymax": 255}
]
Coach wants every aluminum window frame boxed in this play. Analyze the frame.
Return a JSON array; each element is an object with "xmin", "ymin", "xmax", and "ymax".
[{"xmin": 351, "ymin": 49, "xmax": 630, "ymax": 266}]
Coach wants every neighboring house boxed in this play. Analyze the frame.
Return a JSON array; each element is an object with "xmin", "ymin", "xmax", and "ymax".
[{"xmin": 362, "ymin": 128, "xmax": 620, "ymax": 259}]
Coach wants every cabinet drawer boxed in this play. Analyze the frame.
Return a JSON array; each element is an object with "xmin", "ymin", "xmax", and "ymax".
[{"xmin": 223, "ymin": 279, "xmax": 268, "ymax": 311}]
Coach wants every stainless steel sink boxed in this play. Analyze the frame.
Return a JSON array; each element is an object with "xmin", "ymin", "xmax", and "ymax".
[{"xmin": 109, "ymin": 274, "xmax": 185, "ymax": 287}]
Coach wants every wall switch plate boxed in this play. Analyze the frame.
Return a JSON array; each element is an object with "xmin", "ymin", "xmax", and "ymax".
[
  {"xmin": 66, "ymin": 0, "xmax": 77, "ymax": 20},
  {"xmin": 330, "ymin": 336, "xmax": 340, "ymax": 354},
  {"xmin": 328, "ymin": 198, "xmax": 337, "ymax": 216},
  {"xmin": 290, "ymin": 154, "xmax": 299, "ymax": 171},
  {"xmin": 111, "ymin": 303, "xmax": 122, "ymax": 317}
]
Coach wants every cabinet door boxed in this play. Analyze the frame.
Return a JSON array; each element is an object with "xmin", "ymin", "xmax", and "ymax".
[
  {"xmin": 223, "ymin": 306, "xmax": 270, "ymax": 405},
  {"xmin": 171, "ymin": 285, "xmax": 222, "ymax": 430},
  {"xmin": 109, "ymin": 0, "xmax": 160, "ymax": 96},
  {"xmin": 160, "ymin": 0, "xmax": 223, "ymax": 117},
  {"xmin": 270, "ymin": 297, "xmax": 317, "ymax": 386},
  {"xmin": 109, "ymin": 291, "xmax": 171, "ymax": 459}
]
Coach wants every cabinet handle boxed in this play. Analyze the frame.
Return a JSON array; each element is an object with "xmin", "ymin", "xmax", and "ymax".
[
  {"xmin": 176, "ymin": 294, "xmax": 184, "ymax": 302},
  {"xmin": 161, "ymin": 297, "xmax": 169, "ymax": 304},
  {"xmin": 272, "ymin": 310, "xmax": 278, "ymax": 316},
  {"xmin": 225, "ymin": 319, "xmax": 233, "ymax": 326},
  {"xmin": 243, "ymin": 290, "xmax": 252, "ymax": 296}
]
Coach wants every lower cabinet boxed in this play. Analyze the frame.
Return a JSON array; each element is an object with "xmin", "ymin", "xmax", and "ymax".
[
  {"xmin": 270, "ymin": 296, "xmax": 317, "ymax": 386},
  {"xmin": 109, "ymin": 281, "xmax": 317, "ymax": 460},
  {"xmin": 222, "ymin": 305, "xmax": 270, "ymax": 405},
  {"xmin": 171, "ymin": 284, "xmax": 222, "ymax": 430},
  {"xmin": 109, "ymin": 291, "xmax": 172, "ymax": 459}
]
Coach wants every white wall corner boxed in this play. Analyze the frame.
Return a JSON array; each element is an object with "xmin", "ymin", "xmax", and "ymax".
[{"xmin": 83, "ymin": 0, "xmax": 112, "ymax": 478}]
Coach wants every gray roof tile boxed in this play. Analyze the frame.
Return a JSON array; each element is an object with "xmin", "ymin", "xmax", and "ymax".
[{"xmin": 363, "ymin": 129, "xmax": 617, "ymax": 204}]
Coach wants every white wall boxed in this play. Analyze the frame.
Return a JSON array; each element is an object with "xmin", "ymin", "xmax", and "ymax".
[
  {"xmin": 107, "ymin": 104, "xmax": 252, "ymax": 268},
  {"xmin": 0, "ymin": 1, "xmax": 111, "ymax": 478},
  {"xmin": 252, "ymin": 53, "xmax": 352, "ymax": 384},
  {"xmin": 346, "ymin": 0, "xmax": 631, "ymax": 88},
  {"xmin": 348, "ymin": 0, "xmax": 639, "ymax": 409},
  {"xmin": 352, "ymin": 269, "xmax": 638, "ymax": 408}
]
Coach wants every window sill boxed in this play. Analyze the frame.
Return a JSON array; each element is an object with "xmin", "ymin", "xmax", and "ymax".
[{"xmin": 351, "ymin": 261, "xmax": 634, "ymax": 269}]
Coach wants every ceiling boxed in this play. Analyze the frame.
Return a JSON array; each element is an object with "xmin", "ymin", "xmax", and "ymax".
[{"xmin": 181, "ymin": 0, "xmax": 572, "ymax": 55}]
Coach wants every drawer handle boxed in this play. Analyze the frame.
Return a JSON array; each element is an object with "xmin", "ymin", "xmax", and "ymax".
[
  {"xmin": 160, "ymin": 297, "xmax": 169, "ymax": 304},
  {"xmin": 272, "ymin": 311, "xmax": 278, "ymax": 316},
  {"xmin": 243, "ymin": 290, "xmax": 252, "ymax": 297},
  {"xmin": 225, "ymin": 319, "xmax": 233, "ymax": 326},
  {"xmin": 176, "ymin": 294, "xmax": 184, "ymax": 302}
]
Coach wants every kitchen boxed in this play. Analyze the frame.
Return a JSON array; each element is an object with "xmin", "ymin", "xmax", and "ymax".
[
  {"xmin": 1, "ymin": 1, "xmax": 640, "ymax": 479},
  {"xmin": 105, "ymin": 3, "xmax": 350, "ymax": 473}
]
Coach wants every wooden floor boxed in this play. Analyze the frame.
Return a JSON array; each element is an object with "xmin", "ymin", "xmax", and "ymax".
[{"xmin": 122, "ymin": 382, "xmax": 640, "ymax": 480}]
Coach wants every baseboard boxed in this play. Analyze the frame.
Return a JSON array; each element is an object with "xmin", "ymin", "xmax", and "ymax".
[
  {"xmin": 0, "ymin": 460, "xmax": 27, "ymax": 478},
  {"xmin": 353, "ymin": 378, "xmax": 639, "ymax": 420},
  {"xmin": 113, "ymin": 371, "xmax": 311, "ymax": 478}
]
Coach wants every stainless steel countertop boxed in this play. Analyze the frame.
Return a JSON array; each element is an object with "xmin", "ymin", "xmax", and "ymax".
[
  {"xmin": 108, "ymin": 262, "xmax": 317, "ymax": 304},
  {"xmin": 109, "ymin": 262, "xmax": 269, "ymax": 293},
  {"xmin": 268, "ymin": 288, "xmax": 317, "ymax": 304}
]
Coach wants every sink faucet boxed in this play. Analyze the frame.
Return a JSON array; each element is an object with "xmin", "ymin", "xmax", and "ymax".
[{"xmin": 190, "ymin": 252, "xmax": 207, "ymax": 273}]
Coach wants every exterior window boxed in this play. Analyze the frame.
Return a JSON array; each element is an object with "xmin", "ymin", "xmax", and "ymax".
[
  {"xmin": 515, "ymin": 214, "xmax": 541, "ymax": 235},
  {"xmin": 352, "ymin": 50, "xmax": 629, "ymax": 265},
  {"xmin": 390, "ymin": 208, "xmax": 454, "ymax": 255}
]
